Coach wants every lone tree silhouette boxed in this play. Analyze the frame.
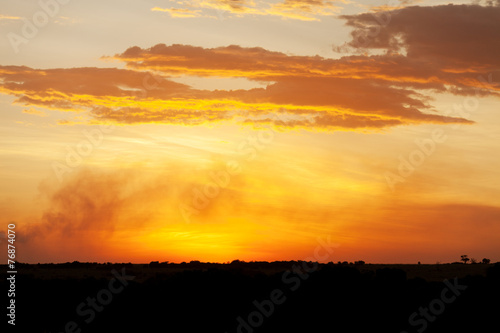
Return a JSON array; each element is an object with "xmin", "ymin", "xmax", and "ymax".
[
  {"xmin": 461, "ymin": 255, "xmax": 470, "ymax": 264},
  {"xmin": 482, "ymin": 258, "xmax": 491, "ymax": 264}
]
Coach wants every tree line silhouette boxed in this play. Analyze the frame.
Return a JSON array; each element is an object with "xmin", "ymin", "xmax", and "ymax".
[{"xmin": 2, "ymin": 261, "xmax": 499, "ymax": 332}]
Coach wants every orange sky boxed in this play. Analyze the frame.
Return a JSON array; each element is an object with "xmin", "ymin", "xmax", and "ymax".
[{"xmin": 1, "ymin": 0, "xmax": 499, "ymax": 264}]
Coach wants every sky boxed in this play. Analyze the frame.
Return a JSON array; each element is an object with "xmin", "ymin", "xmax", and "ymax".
[{"xmin": 0, "ymin": 0, "xmax": 499, "ymax": 264}]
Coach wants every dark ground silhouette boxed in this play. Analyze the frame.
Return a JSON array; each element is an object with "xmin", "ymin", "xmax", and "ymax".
[{"xmin": 2, "ymin": 261, "xmax": 499, "ymax": 332}]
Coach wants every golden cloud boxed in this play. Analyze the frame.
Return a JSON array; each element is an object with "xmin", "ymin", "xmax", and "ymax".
[
  {"xmin": 9, "ymin": 1, "xmax": 500, "ymax": 133},
  {"xmin": 22, "ymin": 107, "xmax": 48, "ymax": 117},
  {"xmin": 153, "ymin": 0, "xmax": 344, "ymax": 21},
  {"xmin": 151, "ymin": 7, "xmax": 203, "ymax": 18},
  {"xmin": 0, "ymin": 60, "xmax": 472, "ymax": 131},
  {"xmin": 109, "ymin": 44, "xmax": 500, "ymax": 98},
  {"xmin": 0, "ymin": 34, "xmax": 480, "ymax": 131}
]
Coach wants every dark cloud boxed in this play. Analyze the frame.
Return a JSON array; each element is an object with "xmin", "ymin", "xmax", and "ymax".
[{"xmin": 339, "ymin": 3, "xmax": 500, "ymax": 80}]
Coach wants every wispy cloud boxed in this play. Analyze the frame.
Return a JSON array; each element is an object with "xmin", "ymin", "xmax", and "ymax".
[
  {"xmin": 152, "ymin": 0, "xmax": 345, "ymax": 21},
  {"xmin": 151, "ymin": 6, "xmax": 203, "ymax": 18},
  {"xmin": 22, "ymin": 107, "xmax": 48, "ymax": 117},
  {"xmin": 0, "ymin": 14, "xmax": 22, "ymax": 21}
]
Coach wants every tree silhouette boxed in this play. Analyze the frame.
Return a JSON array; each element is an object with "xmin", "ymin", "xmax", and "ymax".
[
  {"xmin": 461, "ymin": 255, "xmax": 470, "ymax": 264},
  {"xmin": 482, "ymin": 258, "xmax": 491, "ymax": 264}
]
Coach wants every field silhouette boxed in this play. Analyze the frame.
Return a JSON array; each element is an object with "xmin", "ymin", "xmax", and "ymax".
[{"xmin": 3, "ymin": 261, "xmax": 499, "ymax": 332}]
